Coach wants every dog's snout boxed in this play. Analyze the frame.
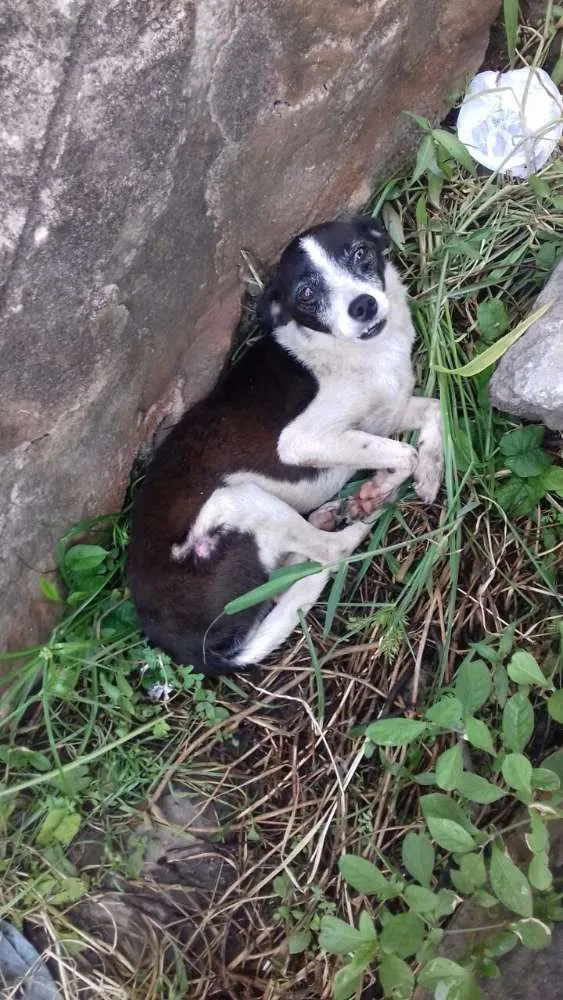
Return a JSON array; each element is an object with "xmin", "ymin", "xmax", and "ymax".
[{"xmin": 348, "ymin": 294, "xmax": 377, "ymax": 322}]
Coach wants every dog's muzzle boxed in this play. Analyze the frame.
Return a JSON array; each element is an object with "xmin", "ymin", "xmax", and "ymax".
[{"xmin": 360, "ymin": 319, "xmax": 387, "ymax": 340}]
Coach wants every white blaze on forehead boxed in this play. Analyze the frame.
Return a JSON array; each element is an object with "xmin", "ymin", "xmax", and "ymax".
[{"xmin": 300, "ymin": 235, "xmax": 389, "ymax": 339}]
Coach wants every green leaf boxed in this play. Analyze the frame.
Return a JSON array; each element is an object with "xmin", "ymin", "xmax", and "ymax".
[
  {"xmin": 502, "ymin": 693, "xmax": 534, "ymax": 753},
  {"xmin": 338, "ymin": 854, "xmax": 397, "ymax": 899},
  {"xmin": 496, "ymin": 475, "xmax": 547, "ymax": 516},
  {"xmin": 426, "ymin": 695, "xmax": 464, "ymax": 730},
  {"xmin": 426, "ymin": 818, "xmax": 475, "ymax": 854},
  {"xmin": 436, "ymin": 744, "xmax": 464, "ymax": 791},
  {"xmin": 365, "ymin": 718, "xmax": 428, "ymax": 747},
  {"xmin": 526, "ymin": 811, "xmax": 549, "ymax": 854},
  {"xmin": 334, "ymin": 963, "xmax": 364, "ymax": 1000},
  {"xmin": 427, "ymin": 171, "xmax": 443, "ymax": 208},
  {"xmin": 404, "ymin": 884, "xmax": 439, "ymax": 915},
  {"xmin": 542, "ymin": 466, "xmax": 563, "ymax": 497},
  {"xmin": 420, "ymin": 794, "xmax": 477, "ymax": 835},
  {"xmin": 432, "ymin": 302, "xmax": 553, "ymax": 377},
  {"xmin": 418, "ymin": 957, "xmax": 466, "ymax": 988},
  {"xmin": 64, "ymin": 544, "xmax": 108, "ymax": 573},
  {"xmin": 507, "ymin": 651, "xmax": 552, "ymax": 689},
  {"xmin": 402, "ymin": 831, "xmax": 435, "ymax": 887},
  {"xmin": 476, "ymin": 299, "xmax": 510, "ymax": 344},
  {"xmin": 503, "ymin": 0, "xmax": 518, "ymax": 66},
  {"xmin": 39, "ymin": 576, "xmax": 62, "ymax": 602},
  {"xmin": 45, "ymin": 875, "xmax": 88, "ymax": 906},
  {"xmin": 552, "ymin": 56, "xmax": 563, "ymax": 87},
  {"xmin": 455, "ymin": 659, "xmax": 492, "ymax": 714},
  {"xmin": 412, "ymin": 133, "xmax": 441, "ymax": 183},
  {"xmin": 382, "ymin": 202, "xmax": 405, "ymax": 248},
  {"xmin": 288, "ymin": 929, "xmax": 311, "ymax": 954},
  {"xmin": 0, "ymin": 746, "xmax": 51, "ymax": 772},
  {"xmin": 528, "ymin": 851, "xmax": 553, "ymax": 892},
  {"xmin": 547, "ymin": 689, "xmax": 563, "ymax": 724},
  {"xmin": 501, "ymin": 753, "xmax": 532, "ymax": 792},
  {"xmin": 531, "ymin": 767, "xmax": 560, "ymax": 791},
  {"xmin": 489, "ymin": 843, "xmax": 533, "ymax": 917},
  {"xmin": 456, "ymin": 773, "xmax": 505, "ymax": 804},
  {"xmin": 504, "ymin": 450, "xmax": 551, "ymax": 479},
  {"xmin": 486, "ymin": 930, "xmax": 519, "ymax": 957},
  {"xmin": 464, "ymin": 716, "xmax": 495, "ymax": 755},
  {"xmin": 511, "ymin": 918, "xmax": 552, "ymax": 951},
  {"xmin": 380, "ymin": 912, "xmax": 425, "ymax": 959},
  {"xmin": 225, "ymin": 561, "xmax": 322, "ymax": 614},
  {"xmin": 460, "ymin": 852, "xmax": 487, "ymax": 888},
  {"xmin": 319, "ymin": 916, "xmax": 364, "ymax": 955},
  {"xmin": 473, "ymin": 889, "xmax": 499, "ymax": 909},
  {"xmin": 37, "ymin": 808, "xmax": 81, "ymax": 847},
  {"xmin": 358, "ymin": 911, "xmax": 377, "ymax": 941},
  {"xmin": 493, "ymin": 665, "xmax": 509, "ymax": 708},
  {"xmin": 499, "ymin": 424, "xmax": 543, "ymax": 455},
  {"xmin": 432, "ymin": 129, "xmax": 476, "ymax": 174},
  {"xmin": 379, "ymin": 953, "xmax": 415, "ymax": 999}
]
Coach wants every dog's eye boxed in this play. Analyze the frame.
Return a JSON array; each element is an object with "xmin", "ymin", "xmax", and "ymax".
[
  {"xmin": 353, "ymin": 244, "xmax": 371, "ymax": 265},
  {"xmin": 296, "ymin": 285, "xmax": 315, "ymax": 305}
]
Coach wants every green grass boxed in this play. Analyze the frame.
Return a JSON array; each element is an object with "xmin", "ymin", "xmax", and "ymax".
[{"xmin": 1, "ymin": 16, "xmax": 563, "ymax": 1000}]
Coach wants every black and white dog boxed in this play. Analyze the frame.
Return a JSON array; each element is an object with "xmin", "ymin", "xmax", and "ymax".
[{"xmin": 127, "ymin": 218, "xmax": 442, "ymax": 675}]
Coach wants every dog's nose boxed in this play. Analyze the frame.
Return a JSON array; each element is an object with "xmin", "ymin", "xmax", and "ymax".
[{"xmin": 348, "ymin": 294, "xmax": 377, "ymax": 322}]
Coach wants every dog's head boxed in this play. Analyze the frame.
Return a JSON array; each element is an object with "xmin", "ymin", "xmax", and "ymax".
[{"xmin": 258, "ymin": 217, "xmax": 390, "ymax": 341}]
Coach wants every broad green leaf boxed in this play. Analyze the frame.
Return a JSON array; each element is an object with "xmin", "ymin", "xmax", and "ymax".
[
  {"xmin": 432, "ymin": 302, "xmax": 552, "ymax": 376},
  {"xmin": 225, "ymin": 561, "xmax": 321, "ymax": 613},
  {"xmin": 473, "ymin": 889, "xmax": 499, "ymax": 909},
  {"xmin": 489, "ymin": 843, "xmax": 533, "ymax": 917},
  {"xmin": 380, "ymin": 912, "xmax": 425, "ymax": 958},
  {"xmin": 511, "ymin": 918, "xmax": 552, "ymax": 951},
  {"xmin": 426, "ymin": 817, "xmax": 475, "ymax": 854},
  {"xmin": 358, "ymin": 911, "xmax": 377, "ymax": 941},
  {"xmin": 464, "ymin": 716, "xmax": 495, "ymax": 755},
  {"xmin": 501, "ymin": 753, "xmax": 532, "ymax": 792},
  {"xmin": 319, "ymin": 916, "xmax": 364, "ymax": 955},
  {"xmin": 436, "ymin": 744, "xmax": 463, "ymax": 791},
  {"xmin": 486, "ymin": 930, "xmax": 518, "ymax": 957},
  {"xmin": 460, "ymin": 852, "xmax": 487, "ymax": 888},
  {"xmin": 503, "ymin": 450, "xmax": 551, "ymax": 479},
  {"xmin": 493, "ymin": 665, "xmax": 509, "ymax": 707},
  {"xmin": 425, "ymin": 695, "xmax": 463, "ymax": 730},
  {"xmin": 420, "ymin": 794, "xmax": 477, "ymax": 835},
  {"xmin": 547, "ymin": 689, "xmax": 563, "ymax": 723},
  {"xmin": 496, "ymin": 475, "xmax": 547, "ymax": 517},
  {"xmin": 404, "ymin": 884, "xmax": 439, "ymax": 915},
  {"xmin": 543, "ymin": 466, "xmax": 563, "ymax": 497},
  {"xmin": 525, "ymin": 811, "xmax": 549, "ymax": 854},
  {"xmin": 288, "ymin": 930, "xmax": 311, "ymax": 954},
  {"xmin": 418, "ymin": 957, "xmax": 466, "ymax": 988},
  {"xmin": 531, "ymin": 767, "xmax": 561, "ymax": 791},
  {"xmin": 476, "ymin": 299, "xmax": 510, "ymax": 343},
  {"xmin": 37, "ymin": 808, "xmax": 81, "ymax": 847},
  {"xmin": 541, "ymin": 748, "xmax": 563, "ymax": 784},
  {"xmin": 402, "ymin": 831, "xmax": 435, "ymax": 887},
  {"xmin": 427, "ymin": 171, "xmax": 443, "ymax": 208},
  {"xmin": 382, "ymin": 202, "xmax": 405, "ymax": 248},
  {"xmin": 365, "ymin": 718, "xmax": 428, "ymax": 747},
  {"xmin": 412, "ymin": 133, "xmax": 441, "ymax": 183},
  {"xmin": 435, "ymin": 889, "xmax": 460, "ymax": 918},
  {"xmin": 338, "ymin": 854, "xmax": 396, "ymax": 898},
  {"xmin": 507, "ymin": 651, "xmax": 552, "ymax": 689},
  {"xmin": 449, "ymin": 868, "xmax": 474, "ymax": 895},
  {"xmin": 64, "ymin": 544, "xmax": 108, "ymax": 573},
  {"xmin": 528, "ymin": 851, "xmax": 552, "ymax": 892},
  {"xmin": 456, "ymin": 773, "xmax": 505, "ymax": 805},
  {"xmin": 432, "ymin": 129, "xmax": 477, "ymax": 174},
  {"xmin": 39, "ymin": 576, "xmax": 62, "ymax": 602},
  {"xmin": 334, "ymin": 962, "xmax": 363, "ymax": 1000},
  {"xmin": 0, "ymin": 746, "xmax": 51, "ymax": 772},
  {"xmin": 502, "ymin": 693, "xmax": 534, "ymax": 753},
  {"xmin": 455, "ymin": 659, "xmax": 492, "ymax": 714},
  {"xmin": 379, "ymin": 953, "xmax": 414, "ymax": 1000}
]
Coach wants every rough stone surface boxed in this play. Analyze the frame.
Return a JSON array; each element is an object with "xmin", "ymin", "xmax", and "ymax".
[
  {"xmin": 489, "ymin": 261, "xmax": 563, "ymax": 430},
  {"xmin": 0, "ymin": 0, "xmax": 499, "ymax": 654}
]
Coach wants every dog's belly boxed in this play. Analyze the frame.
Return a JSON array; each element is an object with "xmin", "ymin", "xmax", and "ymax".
[{"xmin": 225, "ymin": 467, "xmax": 352, "ymax": 514}]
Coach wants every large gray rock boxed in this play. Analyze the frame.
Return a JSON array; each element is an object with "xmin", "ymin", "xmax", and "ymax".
[
  {"xmin": 489, "ymin": 262, "xmax": 563, "ymax": 430},
  {"xmin": 0, "ymin": 0, "xmax": 500, "ymax": 655}
]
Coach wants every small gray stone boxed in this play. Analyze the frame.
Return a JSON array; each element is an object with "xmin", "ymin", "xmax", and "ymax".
[{"xmin": 489, "ymin": 262, "xmax": 563, "ymax": 431}]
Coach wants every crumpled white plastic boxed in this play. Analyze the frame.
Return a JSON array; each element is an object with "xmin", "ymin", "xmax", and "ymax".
[{"xmin": 457, "ymin": 67, "xmax": 562, "ymax": 177}]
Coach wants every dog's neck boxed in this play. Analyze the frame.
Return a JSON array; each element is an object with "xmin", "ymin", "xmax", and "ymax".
[{"xmin": 273, "ymin": 262, "xmax": 415, "ymax": 378}]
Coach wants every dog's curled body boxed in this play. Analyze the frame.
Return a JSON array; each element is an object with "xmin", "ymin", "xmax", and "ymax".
[{"xmin": 127, "ymin": 218, "xmax": 442, "ymax": 675}]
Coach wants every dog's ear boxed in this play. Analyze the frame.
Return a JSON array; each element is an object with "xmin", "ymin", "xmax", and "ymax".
[
  {"xmin": 256, "ymin": 275, "xmax": 284, "ymax": 333},
  {"xmin": 353, "ymin": 215, "xmax": 389, "ymax": 251}
]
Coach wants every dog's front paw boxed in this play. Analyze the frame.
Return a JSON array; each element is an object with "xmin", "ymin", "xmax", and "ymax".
[{"xmin": 414, "ymin": 451, "xmax": 443, "ymax": 504}]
